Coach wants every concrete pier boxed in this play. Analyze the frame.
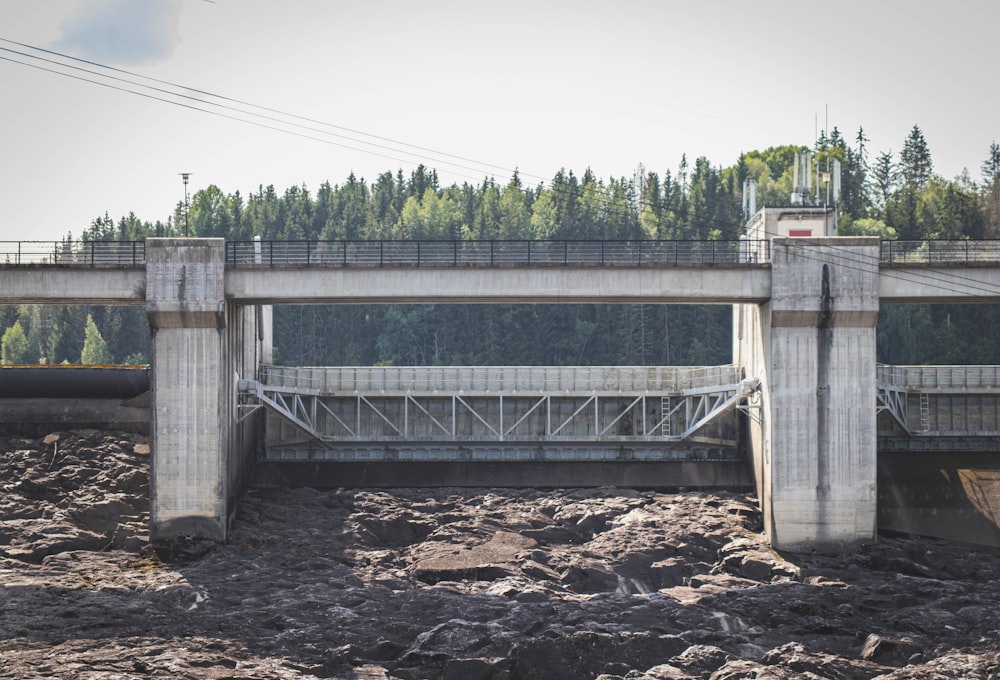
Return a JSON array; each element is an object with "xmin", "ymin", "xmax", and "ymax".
[
  {"xmin": 736, "ymin": 237, "xmax": 880, "ymax": 551},
  {"xmin": 145, "ymin": 239, "xmax": 269, "ymax": 543}
]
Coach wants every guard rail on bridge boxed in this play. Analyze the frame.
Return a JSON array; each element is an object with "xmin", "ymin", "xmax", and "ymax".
[
  {"xmin": 1, "ymin": 240, "xmax": 146, "ymax": 266},
  {"xmin": 224, "ymin": 239, "xmax": 771, "ymax": 267},
  {"xmin": 6, "ymin": 238, "xmax": 1000, "ymax": 269},
  {"xmin": 880, "ymin": 240, "xmax": 1000, "ymax": 265}
]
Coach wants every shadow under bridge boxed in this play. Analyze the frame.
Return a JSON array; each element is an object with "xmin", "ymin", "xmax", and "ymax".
[{"xmin": 240, "ymin": 364, "xmax": 760, "ymax": 489}]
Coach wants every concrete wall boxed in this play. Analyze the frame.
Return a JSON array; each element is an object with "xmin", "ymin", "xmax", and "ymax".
[
  {"xmin": 736, "ymin": 237, "xmax": 880, "ymax": 551},
  {"xmin": 226, "ymin": 300, "xmax": 271, "ymax": 518}
]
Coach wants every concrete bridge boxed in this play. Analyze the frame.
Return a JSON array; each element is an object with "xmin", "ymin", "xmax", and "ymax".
[{"xmin": 3, "ymin": 234, "xmax": 1000, "ymax": 551}]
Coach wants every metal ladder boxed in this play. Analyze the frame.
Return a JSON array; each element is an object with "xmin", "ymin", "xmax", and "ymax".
[{"xmin": 919, "ymin": 393, "xmax": 930, "ymax": 433}]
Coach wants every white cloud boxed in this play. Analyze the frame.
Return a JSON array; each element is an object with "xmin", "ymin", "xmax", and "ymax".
[{"xmin": 53, "ymin": 0, "xmax": 182, "ymax": 66}]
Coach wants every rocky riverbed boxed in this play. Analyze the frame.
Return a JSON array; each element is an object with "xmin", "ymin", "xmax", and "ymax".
[{"xmin": 2, "ymin": 430, "xmax": 1000, "ymax": 679}]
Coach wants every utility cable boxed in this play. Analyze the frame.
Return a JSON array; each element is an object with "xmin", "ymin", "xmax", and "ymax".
[{"xmin": 0, "ymin": 48, "xmax": 502, "ymax": 184}]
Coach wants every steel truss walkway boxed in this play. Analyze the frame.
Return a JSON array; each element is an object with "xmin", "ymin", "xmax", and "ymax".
[
  {"xmin": 239, "ymin": 365, "xmax": 761, "ymax": 463},
  {"xmin": 877, "ymin": 365, "xmax": 1000, "ymax": 450}
]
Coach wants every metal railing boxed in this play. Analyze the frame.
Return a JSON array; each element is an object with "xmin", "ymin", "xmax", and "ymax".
[
  {"xmin": 8, "ymin": 238, "xmax": 1000, "ymax": 268},
  {"xmin": 880, "ymin": 240, "xmax": 1000, "ymax": 265},
  {"xmin": 877, "ymin": 364, "xmax": 1000, "ymax": 392},
  {"xmin": 261, "ymin": 363, "xmax": 745, "ymax": 395},
  {"xmin": 0, "ymin": 241, "xmax": 146, "ymax": 266},
  {"xmin": 225, "ymin": 239, "xmax": 772, "ymax": 267}
]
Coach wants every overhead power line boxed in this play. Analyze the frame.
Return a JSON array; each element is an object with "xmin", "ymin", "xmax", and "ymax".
[{"xmin": 0, "ymin": 44, "xmax": 512, "ymax": 184}]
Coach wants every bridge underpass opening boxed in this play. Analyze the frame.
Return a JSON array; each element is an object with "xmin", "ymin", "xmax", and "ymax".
[
  {"xmin": 874, "ymin": 303, "xmax": 1000, "ymax": 549},
  {"xmin": 0, "ymin": 302, "xmax": 152, "ymax": 432},
  {"xmin": 243, "ymin": 302, "xmax": 758, "ymax": 489}
]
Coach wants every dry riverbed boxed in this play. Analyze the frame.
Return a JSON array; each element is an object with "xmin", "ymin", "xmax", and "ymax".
[{"xmin": 2, "ymin": 430, "xmax": 1000, "ymax": 679}]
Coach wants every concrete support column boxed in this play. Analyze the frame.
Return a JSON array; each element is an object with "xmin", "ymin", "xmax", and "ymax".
[
  {"xmin": 736, "ymin": 237, "xmax": 880, "ymax": 551},
  {"xmin": 146, "ymin": 238, "xmax": 229, "ymax": 543}
]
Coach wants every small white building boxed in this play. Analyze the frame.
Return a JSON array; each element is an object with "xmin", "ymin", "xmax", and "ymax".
[{"xmin": 744, "ymin": 205, "xmax": 837, "ymax": 240}]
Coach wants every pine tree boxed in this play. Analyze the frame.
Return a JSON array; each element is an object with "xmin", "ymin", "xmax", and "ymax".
[
  {"xmin": 871, "ymin": 151, "xmax": 896, "ymax": 217},
  {"xmin": 982, "ymin": 141, "xmax": 1000, "ymax": 187},
  {"xmin": 900, "ymin": 125, "xmax": 933, "ymax": 190},
  {"xmin": 81, "ymin": 314, "xmax": 112, "ymax": 365},
  {"xmin": 1, "ymin": 321, "xmax": 31, "ymax": 364}
]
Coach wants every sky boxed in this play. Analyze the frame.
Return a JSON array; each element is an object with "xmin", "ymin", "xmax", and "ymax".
[{"xmin": 1, "ymin": 0, "xmax": 998, "ymax": 242}]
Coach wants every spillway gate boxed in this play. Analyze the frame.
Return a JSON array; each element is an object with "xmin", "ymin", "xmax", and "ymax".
[{"xmin": 239, "ymin": 364, "xmax": 759, "ymax": 463}]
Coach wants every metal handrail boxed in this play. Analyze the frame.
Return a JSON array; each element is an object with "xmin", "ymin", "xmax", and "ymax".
[
  {"xmin": 224, "ymin": 238, "xmax": 772, "ymax": 267},
  {"xmin": 880, "ymin": 240, "xmax": 1000, "ymax": 265},
  {"xmin": 8, "ymin": 237, "xmax": 1000, "ymax": 268},
  {"xmin": 260, "ymin": 363, "xmax": 744, "ymax": 394},
  {"xmin": 0, "ymin": 240, "xmax": 146, "ymax": 267}
]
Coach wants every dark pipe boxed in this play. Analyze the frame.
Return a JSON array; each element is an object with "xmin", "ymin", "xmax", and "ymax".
[{"xmin": 0, "ymin": 366, "xmax": 150, "ymax": 399}]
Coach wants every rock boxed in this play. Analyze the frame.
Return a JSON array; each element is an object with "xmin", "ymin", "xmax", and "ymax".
[
  {"xmin": 509, "ymin": 632, "xmax": 687, "ymax": 680},
  {"xmin": 441, "ymin": 657, "xmax": 513, "ymax": 680},
  {"xmin": 412, "ymin": 531, "xmax": 536, "ymax": 583},
  {"xmin": 4, "ymin": 431, "xmax": 1000, "ymax": 679},
  {"xmin": 859, "ymin": 633, "xmax": 924, "ymax": 666}
]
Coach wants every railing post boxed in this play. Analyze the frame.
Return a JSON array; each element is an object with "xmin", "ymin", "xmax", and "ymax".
[
  {"xmin": 416, "ymin": 241, "xmax": 421, "ymax": 266},
  {"xmin": 563, "ymin": 240, "xmax": 568, "ymax": 266},
  {"xmin": 380, "ymin": 241, "xmax": 384, "ymax": 267},
  {"xmin": 454, "ymin": 240, "xmax": 458, "ymax": 266},
  {"xmin": 306, "ymin": 240, "xmax": 311, "ymax": 265},
  {"xmin": 637, "ymin": 239, "xmax": 642, "ymax": 266},
  {"xmin": 490, "ymin": 241, "xmax": 495, "ymax": 266},
  {"xmin": 90, "ymin": 240, "xmax": 95, "ymax": 267},
  {"xmin": 527, "ymin": 240, "xmax": 531, "ymax": 266},
  {"xmin": 600, "ymin": 240, "xmax": 605, "ymax": 266},
  {"xmin": 343, "ymin": 241, "xmax": 348, "ymax": 266}
]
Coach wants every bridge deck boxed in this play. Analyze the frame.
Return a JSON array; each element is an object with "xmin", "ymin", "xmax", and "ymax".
[{"xmin": 4, "ymin": 238, "xmax": 1000, "ymax": 304}]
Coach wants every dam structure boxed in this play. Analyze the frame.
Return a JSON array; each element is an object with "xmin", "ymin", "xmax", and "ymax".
[{"xmin": 3, "ymin": 225, "xmax": 1000, "ymax": 552}]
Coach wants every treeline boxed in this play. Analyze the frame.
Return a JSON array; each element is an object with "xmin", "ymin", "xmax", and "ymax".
[{"xmin": 3, "ymin": 124, "xmax": 1000, "ymax": 367}]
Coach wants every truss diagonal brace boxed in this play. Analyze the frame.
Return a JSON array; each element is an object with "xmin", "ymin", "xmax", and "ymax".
[{"xmin": 877, "ymin": 383, "xmax": 910, "ymax": 434}]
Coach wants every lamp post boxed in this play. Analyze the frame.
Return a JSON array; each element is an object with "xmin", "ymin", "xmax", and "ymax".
[{"xmin": 179, "ymin": 172, "xmax": 191, "ymax": 236}]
